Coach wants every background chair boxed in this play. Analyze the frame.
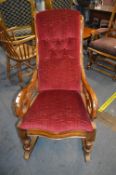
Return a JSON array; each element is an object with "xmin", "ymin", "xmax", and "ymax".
[
  {"xmin": 87, "ymin": 3, "xmax": 116, "ymax": 80},
  {"xmin": 91, "ymin": 2, "xmax": 116, "ymax": 37},
  {"xmin": 0, "ymin": 20, "xmax": 36, "ymax": 82},
  {"xmin": 14, "ymin": 10, "xmax": 98, "ymax": 161},
  {"xmin": 0, "ymin": 0, "xmax": 36, "ymax": 38},
  {"xmin": 44, "ymin": 0, "xmax": 73, "ymax": 9}
]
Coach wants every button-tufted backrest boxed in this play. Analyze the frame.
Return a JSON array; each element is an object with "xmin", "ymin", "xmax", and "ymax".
[{"xmin": 36, "ymin": 10, "xmax": 81, "ymax": 92}]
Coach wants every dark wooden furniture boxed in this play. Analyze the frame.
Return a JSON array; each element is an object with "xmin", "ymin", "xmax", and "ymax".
[
  {"xmin": 14, "ymin": 10, "xmax": 98, "ymax": 161},
  {"xmin": 87, "ymin": 3, "xmax": 116, "ymax": 80},
  {"xmin": 89, "ymin": 4, "xmax": 113, "ymax": 27},
  {"xmin": 0, "ymin": 21, "xmax": 36, "ymax": 82}
]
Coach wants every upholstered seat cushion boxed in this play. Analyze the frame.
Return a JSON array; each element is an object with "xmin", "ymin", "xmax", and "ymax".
[
  {"xmin": 19, "ymin": 90, "xmax": 93, "ymax": 133},
  {"xmin": 89, "ymin": 37, "xmax": 116, "ymax": 56}
]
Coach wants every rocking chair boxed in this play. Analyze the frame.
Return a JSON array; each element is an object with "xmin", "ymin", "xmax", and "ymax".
[{"xmin": 14, "ymin": 10, "xmax": 98, "ymax": 161}]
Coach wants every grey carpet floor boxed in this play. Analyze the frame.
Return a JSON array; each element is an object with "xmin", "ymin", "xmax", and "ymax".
[{"xmin": 0, "ymin": 48, "xmax": 116, "ymax": 175}]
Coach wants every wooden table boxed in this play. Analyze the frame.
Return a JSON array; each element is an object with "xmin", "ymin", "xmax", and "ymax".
[
  {"xmin": 83, "ymin": 27, "xmax": 96, "ymax": 40},
  {"xmin": 83, "ymin": 27, "xmax": 96, "ymax": 54}
]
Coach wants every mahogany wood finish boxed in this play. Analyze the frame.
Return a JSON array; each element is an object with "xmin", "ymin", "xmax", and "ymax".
[
  {"xmin": 0, "ymin": 21, "xmax": 36, "ymax": 82},
  {"xmin": 44, "ymin": 0, "xmax": 52, "ymax": 9},
  {"xmin": 14, "ymin": 11, "xmax": 98, "ymax": 161},
  {"xmin": 87, "ymin": 3, "xmax": 116, "ymax": 80},
  {"xmin": 83, "ymin": 27, "xmax": 96, "ymax": 40}
]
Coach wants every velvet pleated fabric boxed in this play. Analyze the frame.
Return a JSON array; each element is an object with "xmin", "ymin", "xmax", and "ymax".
[
  {"xmin": 36, "ymin": 10, "xmax": 81, "ymax": 92},
  {"xmin": 20, "ymin": 90, "xmax": 93, "ymax": 132},
  {"xmin": 19, "ymin": 10, "xmax": 93, "ymax": 133}
]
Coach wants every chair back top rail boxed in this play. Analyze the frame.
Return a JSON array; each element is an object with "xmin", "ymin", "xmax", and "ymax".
[
  {"xmin": 0, "ymin": 0, "xmax": 36, "ymax": 29},
  {"xmin": 0, "ymin": 22, "xmax": 35, "ymax": 60}
]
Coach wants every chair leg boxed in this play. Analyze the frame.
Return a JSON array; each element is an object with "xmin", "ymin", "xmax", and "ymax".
[
  {"xmin": 82, "ymin": 123, "xmax": 96, "ymax": 161},
  {"xmin": 112, "ymin": 68, "xmax": 116, "ymax": 81},
  {"xmin": 7, "ymin": 58, "xmax": 11, "ymax": 79},
  {"xmin": 17, "ymin": 62, "xmax": 23, "ymax": 82},
  {"xmin": 82, "ymin": 138, "xmax": 94, "ymax": 161},
  {"xmin": 23, "ymin": 135, "xmax": 38, "ymax": 160},
  {"xmin": 87, "ymin": 50, "xmax": 94, "ymax": 69},
  {"xmin": 112, "ymin": 75, "xmax": 116, "ymax": 81},
  {"xmin": 18, "ymin": 128, "xmax": 38, "ymax": 160}
]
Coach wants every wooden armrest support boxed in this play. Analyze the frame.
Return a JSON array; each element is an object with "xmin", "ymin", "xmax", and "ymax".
[
  {"xmin": 91, "ymin": 28, "xmax": 116, "ymax": 39},
  {"xmin": 91, "ymin": 28, "xmax": 109, "ymax": 39},
  {"xmin": 6, "ymin": 26, "xmax": 18, "ymax": 32},
  {"xmin": 14, "ymin": 70, "xmax": 38, "ymax": 118},
  {"xmin": 12, "ymin": 35, "xmax": 35, "ymax": 45},
  {"xmin": 7, "ymin": 26, "xmax": 31, "ymax": 32},
  {"xmin": 1, "ymin": 35, "xmax": 35, "ymax": 46},
  {"xmin": 7, "ymin": 26, "xmax": 32, "ymax": 40},
  {"xmin": 81, "ymin": 72, "xmax": 98, "ymax": 120}
]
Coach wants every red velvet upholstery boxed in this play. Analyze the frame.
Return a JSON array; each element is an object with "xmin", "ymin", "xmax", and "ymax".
[
  {"xmin": 19, "ymin": 10, "xmax": 93, "ymax": 133},
  {"xmin": 36, "ymin": 10, "xmax": 81, "ymax": 92},
  {"xmin": 19, "ymin": 90, "xmax": 93, "ymax": 132}
]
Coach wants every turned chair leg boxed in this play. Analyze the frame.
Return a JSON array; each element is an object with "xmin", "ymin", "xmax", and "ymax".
[
  {"xmin": 112, "ymin": 75, "xmax": 116, "ymax": 81},
  {"xmin": 18, "ymin": 128, "xmax": 38, "ymax": 160},
  {"xmin": 17, "ymin": 62, "xmax": 23, "ymax": 82},
  {"xmin": 87, "ymin": 50, "xmax": 94, "ymax": 69},
  {"xmin": 7, "ymin": 58, "xmax": 11, "ymax": 79},
  {"xmin": 23, "ymin": 135, "xmax": 38, "ymax": 160},
  {"xmin": 112, "ymin": 68, "xmax": 116, "ymax": 81},
  {"xmin": 82, "ymin": 138, "xmax": 94, "ymax": 161},
  {"xmin": 82, "ymin": 123, "xmax": 96, "ymax": 161}
]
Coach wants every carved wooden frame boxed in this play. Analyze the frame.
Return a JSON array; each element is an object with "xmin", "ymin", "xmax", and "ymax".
[{"xmin": 14, "ymin": 15, "xmax": 98, "ymax": 161}]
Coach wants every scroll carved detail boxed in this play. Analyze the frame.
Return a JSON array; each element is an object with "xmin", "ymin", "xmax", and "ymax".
[{"xmin": 14, "ymin": 70, "xmax": 38, "ymax": 118}]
